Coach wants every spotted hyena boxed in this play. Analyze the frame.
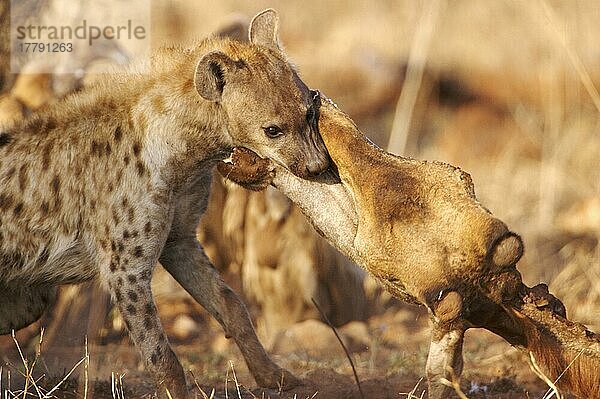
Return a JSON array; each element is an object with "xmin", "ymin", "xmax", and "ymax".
[{"xmin": 0, "ymin": 9, "xmax": 328, "ymax": 399}]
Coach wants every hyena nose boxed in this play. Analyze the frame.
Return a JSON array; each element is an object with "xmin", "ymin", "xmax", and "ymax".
[{"xmin": 305, "ymin": 154, "xmax": 330, "ymax": 177}]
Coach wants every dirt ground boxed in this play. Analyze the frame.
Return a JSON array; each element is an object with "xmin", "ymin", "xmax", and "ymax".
[{"xmin": 0, "ymin": 287, "xmax": 576, "ymax": 399}]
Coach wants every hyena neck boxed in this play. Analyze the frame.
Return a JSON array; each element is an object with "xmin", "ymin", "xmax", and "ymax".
[
  {"xmin": 125, "ymin": 70, "xmax": 234, "ymax": 190},
  {"xmin": 84, "ymin": 52, "xmax": 234, "ymax": 188},
  {"xmin": 4, "ymin": 44, "xmax": 234, "ymax": 192}
]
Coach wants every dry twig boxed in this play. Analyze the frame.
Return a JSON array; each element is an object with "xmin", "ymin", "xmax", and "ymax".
[
  {"xmin": 528, "ymin": 352, "xmax": 563, "ymax": 399},
  {"xmin": 311, "ymin": 297, "xmax": 365, "ymax": 399}
]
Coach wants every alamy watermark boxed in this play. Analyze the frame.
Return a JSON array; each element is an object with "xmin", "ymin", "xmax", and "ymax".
[{"xmin": 10, "ymin": 0, "xmax": 151, "ymax": 74}]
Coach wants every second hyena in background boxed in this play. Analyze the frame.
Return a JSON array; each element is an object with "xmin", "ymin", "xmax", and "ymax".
[{"xmin": 0, "ymin": 9, "xmax": 328, "ymax": 399}]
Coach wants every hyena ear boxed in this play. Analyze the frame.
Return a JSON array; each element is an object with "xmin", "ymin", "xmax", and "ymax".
[
  {"xmin": 249, "ymin": 9, "xmax": 280, "ymax": 51},
  {"xmin": 194, "ymin": 51, "xmax": 236, "ymax": 102}
]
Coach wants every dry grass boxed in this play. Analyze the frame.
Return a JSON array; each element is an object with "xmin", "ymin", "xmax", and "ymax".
[
  {"xmin": 2, "ymin": 332, "xmax": 324, "ymax": 399},
  {"xmin": 1, "ymin": 326, "xmax": 583, "ymax": 398},
  {"xmin": 1, "ymin": 330, "xmax": 88, "ymax": 399},
  {"xmin": 399, "ymin": 378, "xmax": 425, "ymax": 399}
]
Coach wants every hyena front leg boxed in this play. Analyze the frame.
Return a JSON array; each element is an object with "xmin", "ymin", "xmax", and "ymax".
[
  {"xmin": 102, "ymin": 250, "xmax": 188, "ymax": 399},
  {"xmin": 0, "ymin": 283, "xmax": 57, "ymax": 334},
  {"xmin": 159, "ymin": 237, "xmax": 301, "ymax": 389}
]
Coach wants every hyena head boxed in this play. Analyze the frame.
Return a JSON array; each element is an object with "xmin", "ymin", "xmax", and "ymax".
[{"xmin": 194, "ymin": 9, "xmax": 330, "ymax": 178}]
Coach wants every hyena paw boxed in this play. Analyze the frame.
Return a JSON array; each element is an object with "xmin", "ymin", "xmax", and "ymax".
[{"xmin": 254, "ymin": 367, "xmax": 302, "ymax": 390}]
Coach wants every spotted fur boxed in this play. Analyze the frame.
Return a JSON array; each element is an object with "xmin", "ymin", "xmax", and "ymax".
[{"xmin": 0, "ymin": 9, "xmax": 320, "ymax": 399}]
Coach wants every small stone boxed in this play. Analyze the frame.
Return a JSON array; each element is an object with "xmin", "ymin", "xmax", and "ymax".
[{"xmin": 171, "ymin": 314, "xmax": 199, "ymax": 340}]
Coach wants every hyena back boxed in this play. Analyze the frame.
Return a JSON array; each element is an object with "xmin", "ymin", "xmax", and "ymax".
[{"xmin": 0, "ymin": 9, "xmax": 324, "ymax": 398}]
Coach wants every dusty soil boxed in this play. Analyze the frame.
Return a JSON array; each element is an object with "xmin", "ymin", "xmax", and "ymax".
[{"xmin": 0, "ymin": 294, "xmax": 568, "ymax": 399}]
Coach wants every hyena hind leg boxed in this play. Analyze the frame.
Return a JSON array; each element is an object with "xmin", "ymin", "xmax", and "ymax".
[{"xmin": 0, "ymin": 283, "xmax": 57, "ymax": 334}]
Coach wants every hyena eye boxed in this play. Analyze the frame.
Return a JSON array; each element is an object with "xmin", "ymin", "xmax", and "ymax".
[{"xmin": 263, "ymin": 125, "xmax": 283, "ymax": 138}]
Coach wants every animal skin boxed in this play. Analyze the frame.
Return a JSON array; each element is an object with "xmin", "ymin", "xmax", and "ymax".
[
  {"xmin": 219, "ymin": 96, "xmax": 600, "ymax": 399},
  {"xmin": 0, "ymin": 9, "xmax": 330, "ymax": 399}
]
